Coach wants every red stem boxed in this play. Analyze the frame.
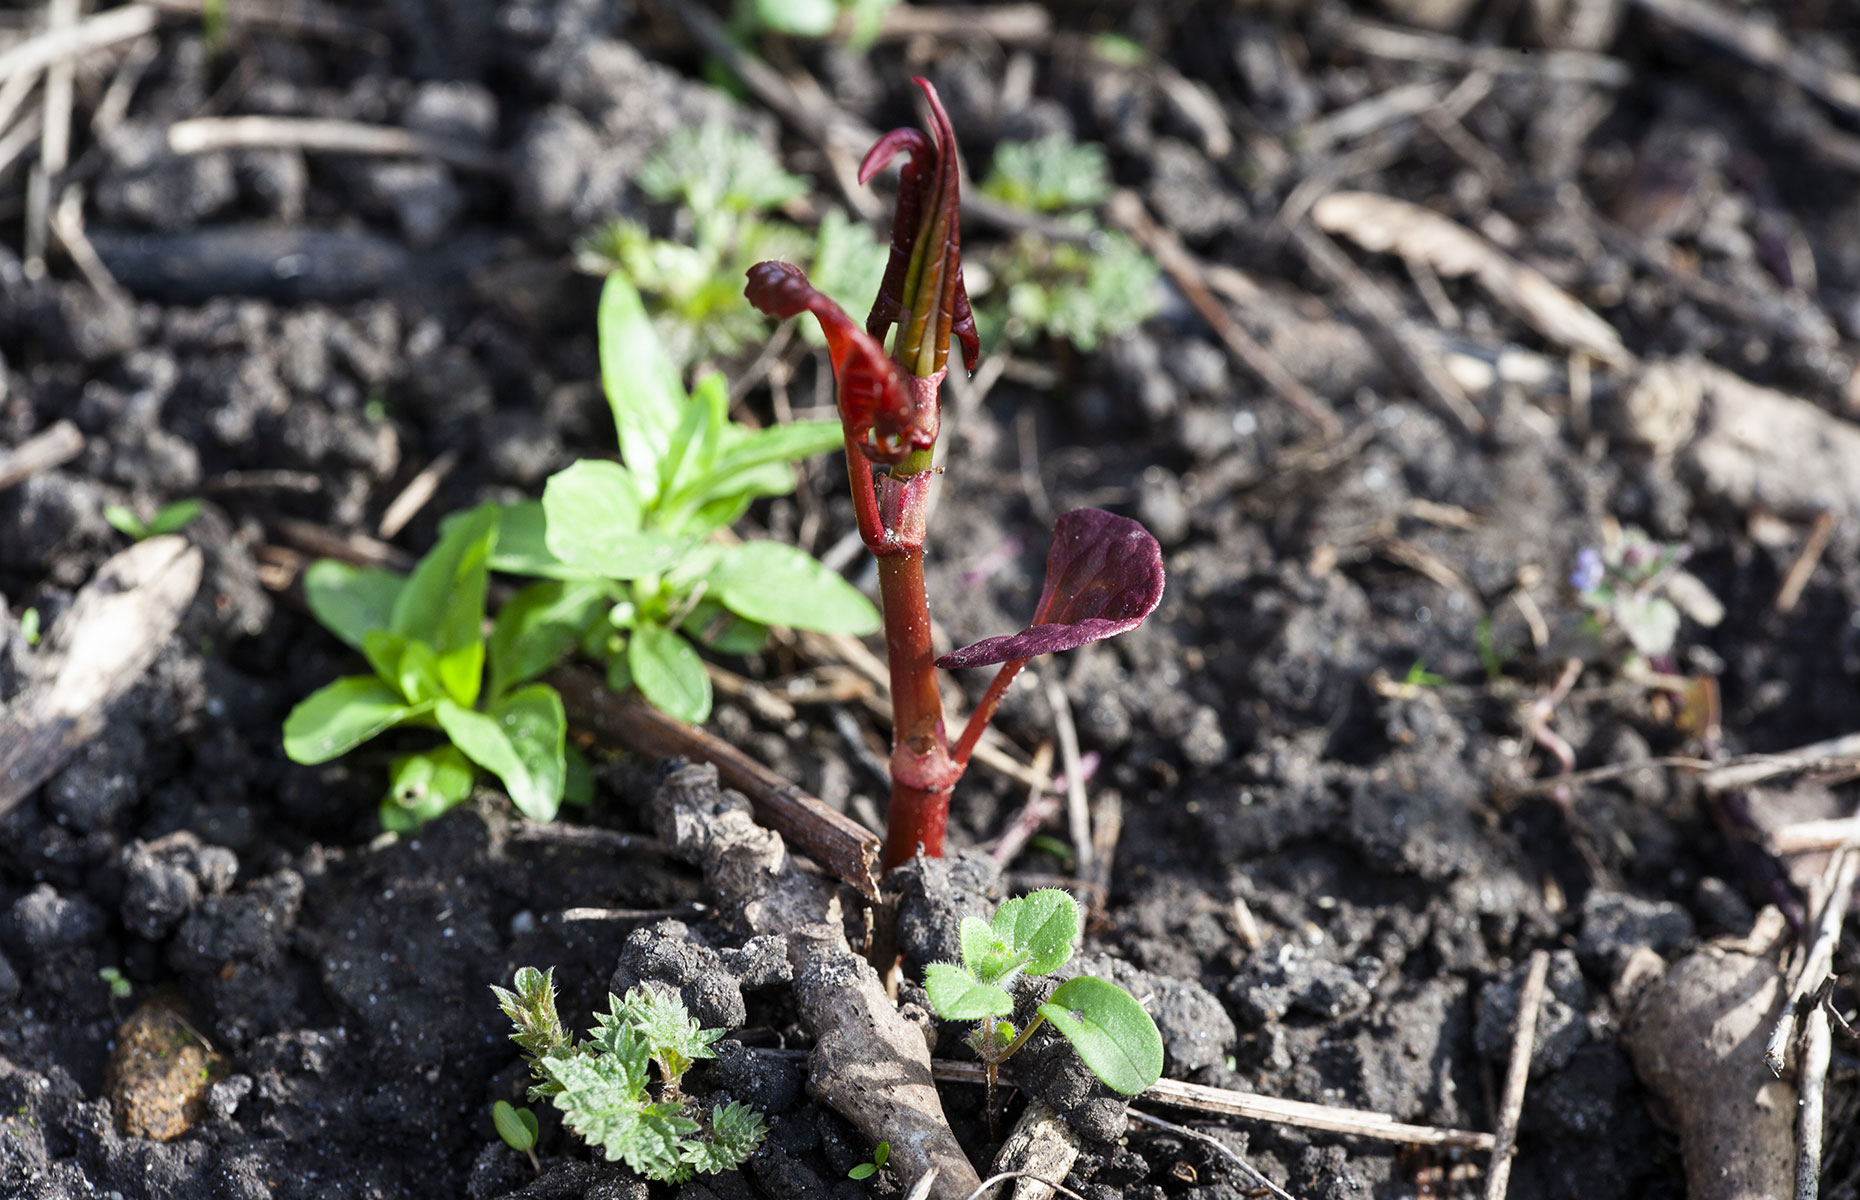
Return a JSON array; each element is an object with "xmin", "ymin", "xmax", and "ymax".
[
  {"xmin": 950, "ymin": 658, "xmax": 1028, "ymax": 768},
  {"xmin": 875, "ymin": 542, "xmax": 961, "ymax": 869}
]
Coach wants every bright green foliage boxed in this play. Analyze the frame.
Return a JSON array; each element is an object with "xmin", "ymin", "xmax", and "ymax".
[
  {"xmin": 982, "ymin": 136, "xmax": 1111, "ymax": 213},
  {"xmin": 492, "ymin": 1100, "xmax": 539, "ymax": 1153},
  {"xmin": 971, "ymin": 134, "xmax": 1160, "ymax": 353},
  {"xmin": 576, "ymin": 123, "xmax": 886, "ymax": 366},
  {"xmin": 480, "ymin": 273, "xmax": 880, "ymax": 725},
  {"xmin": 98, "ymin": 966, "xmax": 132, "ymax": 999},
  {"xmin": 494, "ymin": 969, "xmax": 766, "ymax": 1182},
  {"xmin": 924, "ymin": 889, "xmax": 1163, "ymax": 1097},
  {"xmin": 283, "ymin": 507, "xmax": 585, "ymax": 826},
  {"xmin": 104, "ymin": 498, "xmax": 202, "ymax": 541},
  {"xmin": 18, "ymin": 607, "xmax": 40, "ymax": 646},
  {"xmin": 849, "ymin": 1140, "xmax": 890, "ymax": 1180}
]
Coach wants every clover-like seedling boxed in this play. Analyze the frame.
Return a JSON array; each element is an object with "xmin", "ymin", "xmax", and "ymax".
[
  {"xmin": 491, "ymin": 967, "xmax": 765, "ymax": 1183},
  {"xmin": 284, "ymin": 505, "xmax": 577, "ymax": 827},
  {"xmin": 924, "ymin": 889, "xmax": 1162, "ymax": 1129}
]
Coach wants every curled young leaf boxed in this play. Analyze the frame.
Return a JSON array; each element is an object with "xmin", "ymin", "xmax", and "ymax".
[
  {"xmin": 744, "ymin": 260, "xmax": 927, "ymax": 464},
  {"xmin": 858, "ymin": 77, "xmax": 979, "ymax": 378},
  {"xmin": 937, "ymin": 508, "xmax": 1165, "ymax": 669}
]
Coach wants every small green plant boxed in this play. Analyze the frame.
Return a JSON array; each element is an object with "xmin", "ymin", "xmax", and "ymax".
[
  {"xmin": 848, "ymin": 1139, "xmax": 889, "ymax": 1180},
  {"xmin": 1571, "ymin": 527, "xmax": 1713, "ymax": 661},
  {"xmin": 577, "ymin": 124, "xmax": 886, "ymax": 367},
  {"xmin": 283, "ymin": 505, "xmax": 580, "ymax": 827},
  {"xmin": 924, "ymin": 889, "xmax": 1162, "ymax": 1121},
  {"xmin": 974, "ymin": 134, "xmax": 1159, "ymax": 353},
  {"xmin": 103, "ymin": 498, "xmax": 202, "ymax": 541},
  {"xmin": 18, "ymin": 608, "xmax": 39, "ymax": 647},
  {"xmin": 475, "ymin": 273, "xmax": 880, "ymax": 724},
  {"xmin": 492, "ymin": 1099, "xmax": 541, "ymax": 1172},
  {"xmin": 1402, "ymin": 661, "xmax": 1447, "ymax": 688},
  {"xmin": 98, "ymin": 966, "xmax": 132, "ymax": 1000},
  {"xmin": 492, "ymin": 967, "xmax": 765, "ymax": 1182}
]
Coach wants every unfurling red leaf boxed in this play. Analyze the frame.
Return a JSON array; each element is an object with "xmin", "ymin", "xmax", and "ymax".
[
  {"xmin": 744, "ymin": 261, "xmax": 924, "ymax": 464},
  {"xmin": 1037, "ymin": 975, "xmax": 1163, "ymax": 1096},
  {"xmin": 858, "ymin": 77, "xmax": 979, "ymax": 378},
  {"xmin": 937, "ymin": 508, "xmax": 1165, "ymax": 669}
]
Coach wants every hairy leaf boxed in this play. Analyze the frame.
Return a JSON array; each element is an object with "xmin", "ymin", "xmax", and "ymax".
[
  {"xmin": 492, "ymin": 966, "xmax": 571, "ymax": 1068},
  {"xmin": 937, "ymin": 508, "xmax": 1164, "ymax": 669},
  {"xmin": 923, "ymin": 962, "xmax": 1014, "ymax": 1021},
  {"xmin": 990, "ymin": 889, "xmax": 1079, "ymax": 976},
  {"xmin": 1037, "ymin": 976, "xmax": 1163, "ymax": 1096},
  {"xmin": 613, "ymin": 985, "xmax": 724, "ymax": 1081},
  {"xmin": 682, "ymin": 1101, "xmax": 767, "ymax": 1175}
]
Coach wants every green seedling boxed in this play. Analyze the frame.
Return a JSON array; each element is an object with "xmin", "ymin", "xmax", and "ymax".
[
  {"xmin": 576, "ymin": 124, "xmax": 886, "ymax": 367},
  {"xmin": 1570, "ymin": 526, "xmax": 1721, "ymax": 663},
  {"xmin": 492, "ymin": 967, "xmax": 765, "ymax": 1182},
  {"xmin": 103, "ymin": 498, "xmax": 202, "ymax": 541},
  {"xmin": 469, "ymin": 273, "xmax": 880, "ymax": 725},
  {"xmin": 283, "ymin": 505, "xmax": 580, "ymax": 827},
  {"xmin": 18, "ymin": 608, "xmax": 38, "ymax": 647},
  {"xmin": 848, "ymin": 1139, "xmax": 889, "ymax": 1180},
  {"xmin": 924, "ymin": 889, "xmax": 1162, "ymax": 1127},
  {"xmin": 974, "ymin": 134, "xmax": 1159, "ymax": 353},
  {"xmin": 1402, "ymin": 661, "xmax": 1447, "ymax": 688},
  {"xmin": 98, "ymin": 966, "xmax": 132, "ymax": 1000},
  {"xmin": 492, "ymin": 1099, "xmax": 541, "ymax": 1172}
]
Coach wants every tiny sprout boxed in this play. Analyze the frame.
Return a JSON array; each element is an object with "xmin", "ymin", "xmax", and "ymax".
[
  {"xmin": 97, "ymin": 967, "xmax": 132, "ymax": 1000},
  {"xmin": 493, "ymin": 1099, "xmax": 541, "ymax": 1172},
  {"xmin": 103, "ymin": 498, "xmax": 202, "ymax": 542},
  {"xmin": 849, "ymin": 1139, "xmax": 890, "ymax": 1180},
  {"xmin": 18, "ymin": 608, "xmax": 38, "ymax": 647}
]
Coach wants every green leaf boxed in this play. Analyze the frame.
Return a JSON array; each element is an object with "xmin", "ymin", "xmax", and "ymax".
[
  {"xmin": 680, "ymin": 598, "xmax": 770, "ymax": 655},
  {"xmin": 283, "ymin": 676, "xmax": 420, "ymax": 764},
  {"xmin": 543, "ymin": 461, "xmax": 687, "ymax": 579},
  {"xmin": 146, "ymin": 498, "xmax": 203, "ymax": 537},
  {"xmin": 493, "ymin": 1100, "xmax": 538, "ymax": 1152},
  {"xmin": 696, "ymin": 420, "xmax": 844, "ymax": 493},
  {"xmin": 472, "ymin": 502, "xmax": 603, "ymax": 581},
  {"xmin": 627, "ymin": 623, "xmax": 712, "ymax": 724},
  {"xmin": 390, "ymin": 636, "xmax": 449, "ymax": 706},
  {"xmin": 923, "ymin": 962, "xmax": 1014, "ymax": 1021},
  {"xmin": 490, "ymin": 580, "xmax": 609, "ymax": 699},
  {"xmin": 658, "ymin": 371, "xmax": 729, "ymax": 503},
  {"xmin": 600, "ymin": 272, "xmax": 688, "ymax": 489},
  {"xmin": 707, "ymin": 541, "xmax": 879, "ymax": 635},
  {"xmin": 991, "ymin": 889, "xmax": 1080, "ymax": 976},
  {"xmin": 959, "ymin": 915, "xmax": 1015, "ymax": 982},
  {"xmin": 381, "ymin": 745, "xmax": 477, "ymax": 831},
  {"xmin": 849, "ymin": 1163, "xmax": 877, "ymax": 1181},
  {"xmin": 873, "ymin": 1142, "xmax": 889, "ymax": 1168},
  {"xmin": 102, "ymin": 504, "xmax": 147, "ymax": 540},
  {"xmin": 304, "ymin": 560, "xmax": 405, "ymax": 650},
  {"xmin": 434, "ymin": 688, "xmax": 567, "ymax": 822},
  {"xmin": 392, "ymin": 504, "xmax": 497, "ymax": 659},
  {"xmin": 436, "ymin": 640, "xmax": 486, "ymax": 708},
  {"xmin": 682, "ymin": 1101, "xmax": 766, "ymax": 1175},
  {"xmin": 613, "ymin": 985, "xmax": 723, "ymax": 1080},
  {"xmin": 1038, "ymin": 976, "xmax": 1164, "ymax": 1096}
]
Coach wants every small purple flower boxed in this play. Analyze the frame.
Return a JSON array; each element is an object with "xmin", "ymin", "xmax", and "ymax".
[{"xmin": 1571, "ymin": 547, "xmax": 1605, "ymax": 593}]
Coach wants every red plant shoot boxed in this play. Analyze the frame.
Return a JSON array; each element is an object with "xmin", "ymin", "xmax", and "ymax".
[{"xmin": 747, "ymin": 79, "xmax": 1164, "ymax": 872}]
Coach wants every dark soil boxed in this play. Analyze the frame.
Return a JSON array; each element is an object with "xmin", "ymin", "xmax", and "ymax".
[{"xmin": 4, "ymin": 1, "xmax": 1860, "ymax": 1197}]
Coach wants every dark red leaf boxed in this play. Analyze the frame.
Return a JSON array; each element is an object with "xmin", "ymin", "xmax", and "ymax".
[
  {"xmin": 744, "ymin": 261, "xmax": 927, "ymax": 464},
  {"xmin": 858, "ymin": 78, "xmax": 978, "ymax": 377},
  {"xmin": 936, "ymin": 509, "xmax": 1165, "ymax": 669}
]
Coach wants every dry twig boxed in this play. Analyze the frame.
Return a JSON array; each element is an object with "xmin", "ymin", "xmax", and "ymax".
[
  {"xmin": 1484, "ymin": 950, "xmax": 1550, "ymax": 1200},
  {"xmin": 0, "ymin": 3, "xmax": 158, "ymax": 86},
  {"xmin": 1629, "ymin": 0, "xmax": 1860, "ymax": 118},
  {"xmin": 0, "ymin": 419, "xmax": 83, "ymax": 491},
  {"xmin": 1764, "ymin": 843, "xmax": 1859, "ymax": 1075},
  {"xmin": 167, "ymin": 116, "xmax": 504, "ymax": 173},
  {"xmin": 376, "ymin": 448, "xmax": 460, "ymax": 540},
  {"xmin": 1774, "ymin": 512, "xmax": 1835, "ymax": 615}
]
